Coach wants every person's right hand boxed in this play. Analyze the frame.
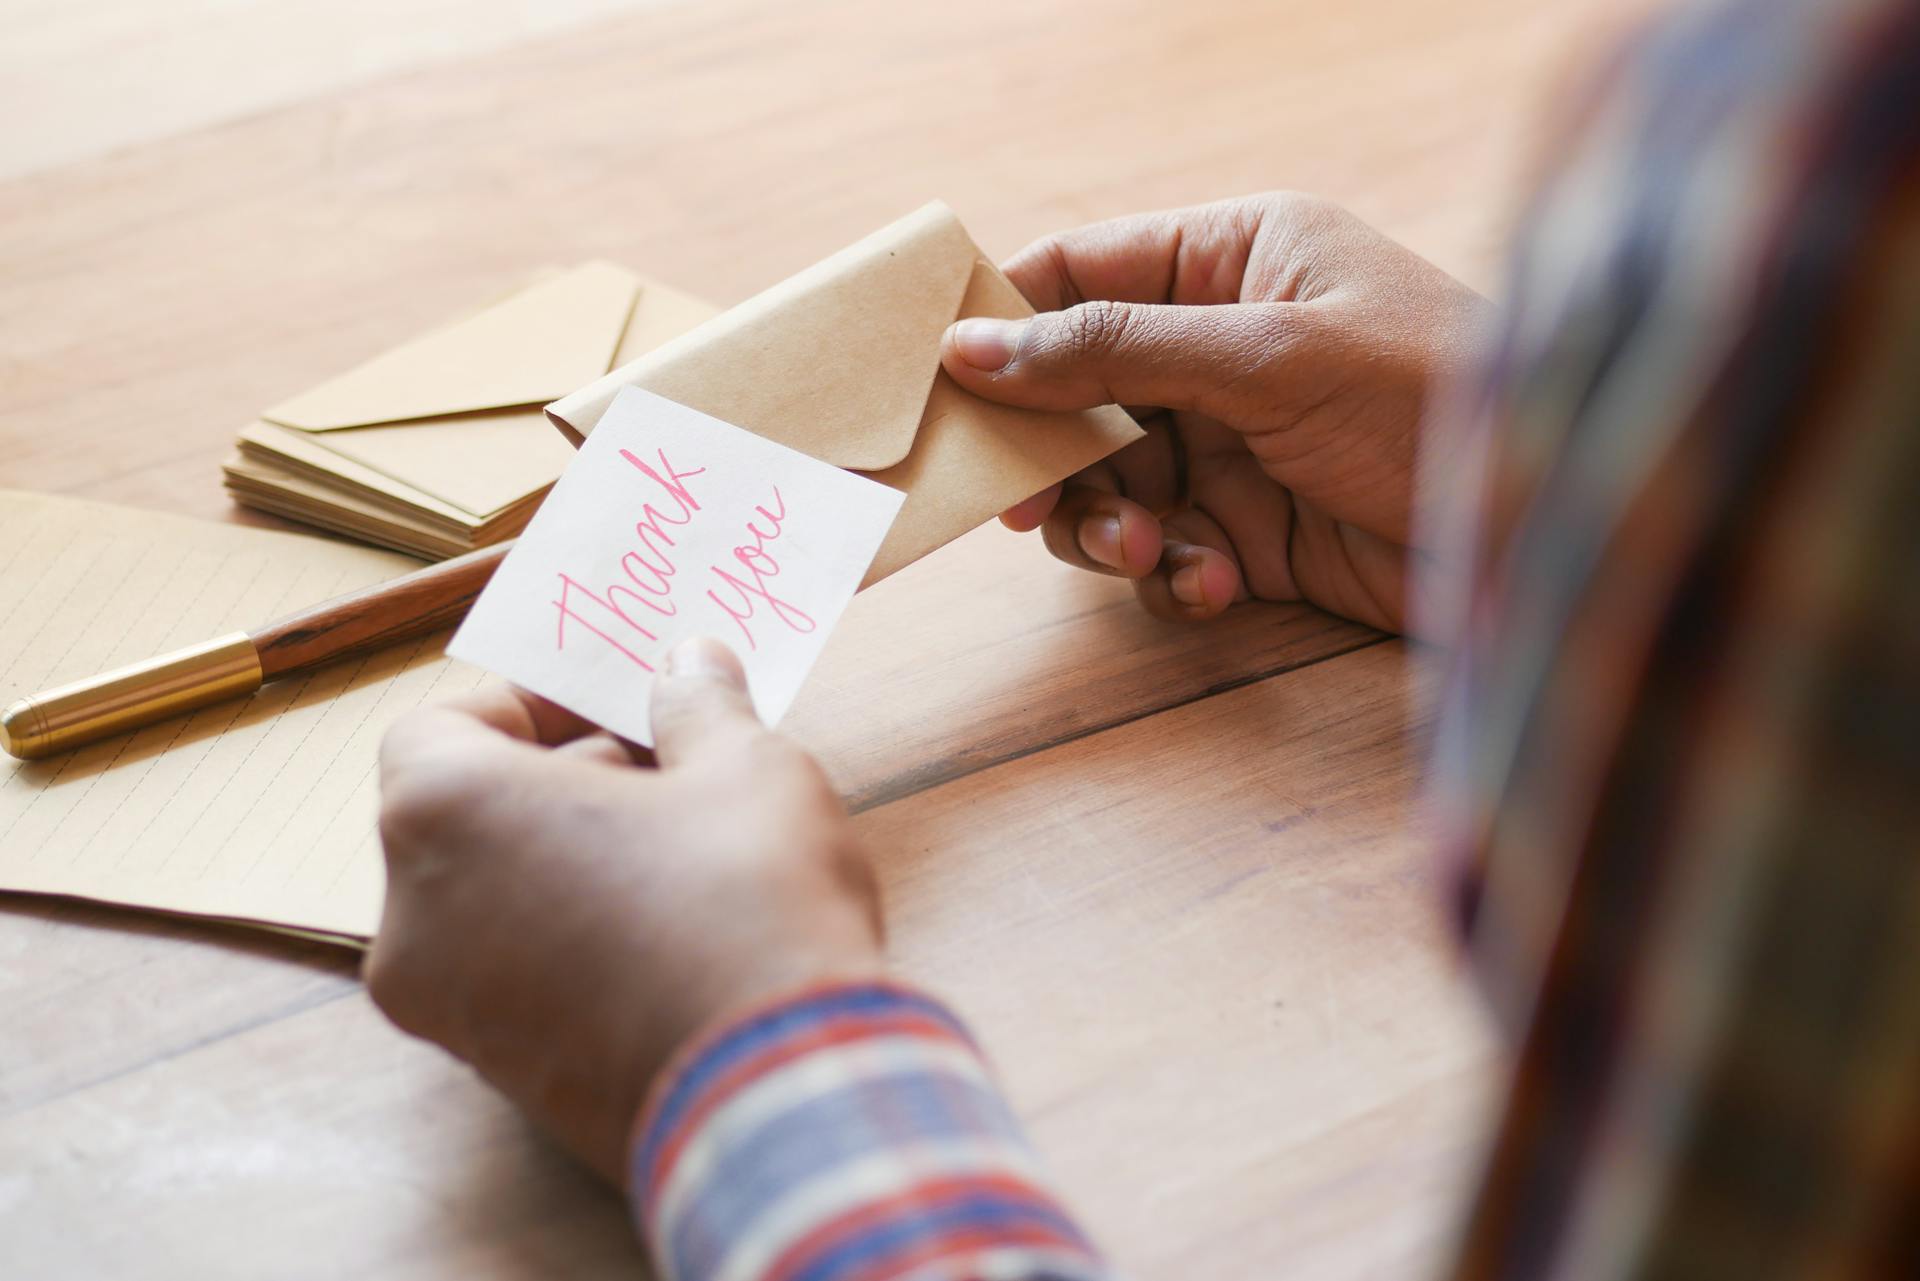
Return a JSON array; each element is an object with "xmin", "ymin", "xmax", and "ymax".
[
  {"xmin": 939, "ymin": 193, "xmax": 1490, "ymax": 634},
  {"xmin": 366, "ymin": 639, "xmax": 882, "ymax": 1185}
]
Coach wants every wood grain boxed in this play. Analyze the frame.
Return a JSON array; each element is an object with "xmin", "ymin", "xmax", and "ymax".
[
  {"xmin": 0, "ymin": 646, "xmax": 1491, "ymax": 1281},
  {"xmin": 870, "ymin": 644, "xmax": 1495, "ymax": 1281},
  {"xmin": 0, "ymin": 0, "xmax": 679, "ymax": 182},
  {"xmin": 0, "ymin": 0, "xmax": 1556, "ymax": 804},
  {"xmin": 0, "ymin": 0, "xmax": 1564, "ymax": 1275},
  {"xmin": 0, "ymin": 0, "xmax": 1562, "ymax": 519},
  {"xmin": 792, "ymin": 524, "xmax": 1381, "ymax": 808}
]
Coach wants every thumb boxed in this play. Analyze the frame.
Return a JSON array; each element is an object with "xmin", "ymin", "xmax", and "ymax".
[
  {"xmin": 649, "ymin": 637, "xmax": 761, "ymax": 770},
  {"xmin": 940, "ymin": 300, "xmax": 1294, "ymax": 416}
]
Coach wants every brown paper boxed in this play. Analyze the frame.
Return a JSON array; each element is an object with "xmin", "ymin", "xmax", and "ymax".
[
  {"xmin": 228, "ymin": 266, "xmax": 719, "ymax": 553},
  {"xmin": 266, "ymin": 261, "xmax": 642, "ymax": 430},
  {"xmin": 546, "ymin": 203, "xmax": 1144, "ymax": 585},
  {"xmin": 0, "ymin": 492, "xmax": 484, "ymax": 941}
]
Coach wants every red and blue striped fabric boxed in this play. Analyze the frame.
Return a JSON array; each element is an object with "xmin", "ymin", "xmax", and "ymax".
[{"xmin": 629, "ymin": 981, "xmax": 1108, "ymax": 1281}]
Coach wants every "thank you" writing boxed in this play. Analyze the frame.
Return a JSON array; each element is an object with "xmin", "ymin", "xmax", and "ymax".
[
  {"xmin": 448, "ymin": 387, "xmax": 904, "ymax": 746},
  {"xmin": 551, "ymin": 446, "xmax": 819, "ymax": 671}
]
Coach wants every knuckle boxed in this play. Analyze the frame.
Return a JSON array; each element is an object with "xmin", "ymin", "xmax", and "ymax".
[
  {"xmin": 1241, "ymin": 303, "xmax": 1307, "ymax": 360},
  {"xmin": 378, "ymin": 709, "xmax": 479, "ymax": 791},
  {"xmin": 696, "ymin": 724, "xmax": 829, "ymax": 804},
  {"xmin": 744, "ymin": 730, "xmax": 830, "ymax": 798},
  {"xmin": 716, "ymin": 733, "xmax": 847, "ymax": 852},
  {"xmin": 729, "ymin": 734, "xmax": 785, "ymax": 782},
  {"xmin": 377, "ymin": 765, "xmax": 479, "ymax": 861},
  {"xmin": 654, "ymin": 676, "xmax": 744, "ymax": 735},
  {"xmin": 376, "ymin": 708, "xmax": 434, "ymax": 774},
  {"xmin": 650, "ymin": 673, "xmax": 702, "ymax": 714},
  {"xmin": 1263, "ymin": 191, "xmax": 1369, "ymax": 259},
  {"xmin": 1058, "ymin": 299, "xmax": 1134, "ymax": 360},
  {"xmin": 1003, "ymin": 235, "xmax": 1067, "ymax": 299},
  {"xmin": 1262, "ymin": 188, "xmax": 1330, "ymax": 223}
]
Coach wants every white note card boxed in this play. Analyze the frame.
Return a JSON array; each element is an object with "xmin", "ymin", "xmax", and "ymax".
[{"xmin": 449, "ymin": 388, "xmax": 905, "ymax": 745}]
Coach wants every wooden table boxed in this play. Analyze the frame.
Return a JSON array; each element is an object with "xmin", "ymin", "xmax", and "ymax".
[{"xmin": 0, "ymin": 0, "xmax": 1575, "ymax": 1274}]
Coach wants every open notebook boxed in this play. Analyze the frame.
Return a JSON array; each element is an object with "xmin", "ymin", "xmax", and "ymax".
[
  {"xmin": 224, "ymin": 264, "xmax": 716, "ymax": 559},
  {"xmin": 0, "ymin": 492, "xmax": 487, "ymax": 944}
]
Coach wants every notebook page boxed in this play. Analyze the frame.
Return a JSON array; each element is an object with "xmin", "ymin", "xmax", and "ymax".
[{"xmin": 0, "ymin": 492, "xmax": 486, "ymax": 940}]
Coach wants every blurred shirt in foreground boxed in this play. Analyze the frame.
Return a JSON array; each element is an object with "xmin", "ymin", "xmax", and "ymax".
[{"xmin": 1425, "ymin": 0, "xmax": 1920, "ymax": 1274}]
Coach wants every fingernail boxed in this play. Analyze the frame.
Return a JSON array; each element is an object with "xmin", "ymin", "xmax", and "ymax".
[
  {"xmin": 1170, "ymin": 562, "xmax": 1208, "ymax": 608},
  {"xmin": 665, "ymin": 636, "xmax": 744, "ymax": 687},
  {"xmin": 1078, "ymin": 515, "xmax": 1126, "ymax": 571},
  {"xmin": 948, "ymin": 318, "xmax": 1026, "ymax": 371}
]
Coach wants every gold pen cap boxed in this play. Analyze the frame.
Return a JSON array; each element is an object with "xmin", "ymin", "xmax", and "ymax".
[{"xmin": 1, "ymin": 632, "xmax": 263, "ymax": 761}]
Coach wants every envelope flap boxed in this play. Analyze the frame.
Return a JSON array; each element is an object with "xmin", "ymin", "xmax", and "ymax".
[
  {"xmin": 548, "ymin": 203, "xmax": 977, "ymax": 471},
  {"xmin": 613, "ymin": 279, "xmax": 723, "ymax": 366},
  {"xmin": 266, "ymin": 262, "xmax": 640, "ymax": 431}
]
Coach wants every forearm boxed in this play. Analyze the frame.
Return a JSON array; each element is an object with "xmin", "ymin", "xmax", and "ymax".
[{"xmin": 630, "ymin": 980, "xmax": 1109, "ymax": 1281}]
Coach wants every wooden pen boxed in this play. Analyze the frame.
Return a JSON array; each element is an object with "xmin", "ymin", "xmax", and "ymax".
[{"xmin": 0, "ymin": 540, "xmax": 513, "ymax": 761}]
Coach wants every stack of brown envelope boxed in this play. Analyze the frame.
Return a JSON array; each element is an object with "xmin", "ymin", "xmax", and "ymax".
[
  {"xmin": 548, "ymin": 202, "xmax": 1146, "ymax": 586},
  {"xmin": 225, "ymin": 263, "xmax": 717, "ymax": 559}
]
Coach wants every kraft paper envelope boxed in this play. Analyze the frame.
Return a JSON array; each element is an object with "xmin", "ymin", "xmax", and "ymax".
[
  {"xmin": 248, "ymin": 263, "xmax": 717, "ymax": 521},
  {"xmin": 547, "ymin": 202, "xmax": 1144, "ymax": 585}
]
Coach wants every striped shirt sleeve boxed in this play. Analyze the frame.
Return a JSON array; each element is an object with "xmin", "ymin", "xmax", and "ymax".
[{"xmin": 628, "ymin": 980, "xmax": 1108, "ymax": 1281}]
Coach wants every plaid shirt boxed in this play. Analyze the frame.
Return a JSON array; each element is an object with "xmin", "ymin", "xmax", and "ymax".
[
  {"xmin": 628, "ymin": 1, "xmax": 1920, "ymax": 1277},
  {"xmin": 1425, "ymin": 0, "xmax": 1920, "ymax": 1275}
]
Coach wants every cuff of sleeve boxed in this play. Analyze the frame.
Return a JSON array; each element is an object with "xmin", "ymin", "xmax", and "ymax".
[{"xmin": 628, "ymin": 978, "xmax": 1104, "ymax": 1281}]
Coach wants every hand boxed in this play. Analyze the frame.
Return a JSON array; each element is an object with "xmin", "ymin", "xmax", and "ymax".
[
  {"xmin": 365, "ymin": 639, "xmax": 883, "ymax": 1184},
  {"xmin": 940, "ymin": 193, "xmax": 1491, "ymax": 633}
]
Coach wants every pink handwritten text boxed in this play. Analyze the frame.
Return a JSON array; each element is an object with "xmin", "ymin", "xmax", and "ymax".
[
  {"xmin": 704, "ymin": 487, "xmax": 818, "ymax": 651},
  {"xmin": 551, "ymin": 448, "xmax": 707, "ymax": 669}
]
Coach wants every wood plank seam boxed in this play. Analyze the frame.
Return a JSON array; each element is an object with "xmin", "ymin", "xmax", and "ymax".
[
  {"xmin": 0, "ymin": 977, "xmax": 360, "ymax": 1120},
  {"xmin": 847, "ymin": 627, "xmax": 1391, "ymax": 813},
  {"xmin": 4, "ymin": 629, "xmax": 1392, "ymax": 1125}
]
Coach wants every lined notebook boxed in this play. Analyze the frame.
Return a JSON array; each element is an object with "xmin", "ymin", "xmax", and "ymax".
[
  {"xmin": 0, "ymin": 492, "xmax": 486, "ymax": 943},
  {"xmin": 223, "ymin": 264, "xmax": 717, "ymax": 559}
]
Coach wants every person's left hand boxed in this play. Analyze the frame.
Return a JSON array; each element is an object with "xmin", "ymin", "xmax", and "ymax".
[{"xmin": 364, "ymin": 638, "xmax": 883, "ymax": 1185}]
